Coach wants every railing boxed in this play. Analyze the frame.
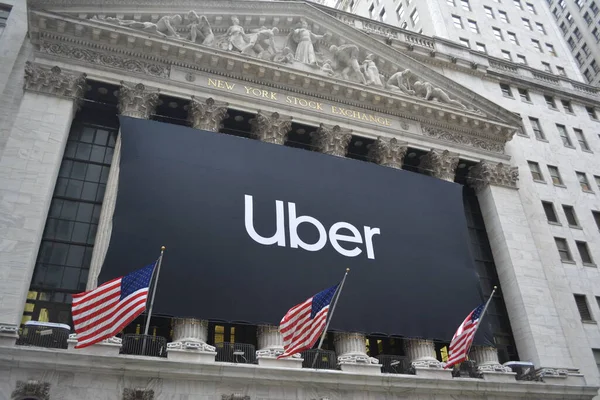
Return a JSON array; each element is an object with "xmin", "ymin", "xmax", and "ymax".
[
  {"xmin": 16, "ymin": 322, "xmax": 70, "ymax": 349},
  {"xmin": 572, "ymin": 83, "xmax": 599, "ymax": 96},
  {"xmin": 215, "ymin": 342, "xmax": 257, "ymax": 364},
  {"xmin": 532, "ymin": 72, "xmax": 560, "ymax": 84},
  {"xmin": 377, "ymin": 355, "xmax": 412, "ymax": 374},
  {"xmin": 489, "ymin": 60, "xmax": 519, "ymax": 73},
  {"xmin": 120, "ymin": 334, "xmax": 167, "ymax": 358},
  {"xmin": 404, "ymin": 34, "xmax": 435, "ymax": 49},
  {"xmin": 301, "ymin": 349, "xmax": 338, "ymax": 370}
]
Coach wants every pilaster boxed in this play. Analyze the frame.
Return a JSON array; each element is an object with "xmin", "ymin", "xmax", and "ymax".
[
  {"xmin": 166, "ymin": 318, "xmax": 217, "ymax": 363},
  {"xmin": 310, "ymin": 123, "xmax": 352, "ymax": 157},
  {"xmin": 333, "ymin": 332, "xmax": 381, "ymax": 375},
  {"xmin": 187, "ymin": 97, "xmax": 229, "ymax": 132},
  {"xmin": 419, "ymin": 149, "xmax": 459, "ymax": 182},
  {"xmin": 87, "ymin": 82, "xmax": 159, "ymax": 290},
  {"xmin": 368, "ymin": 137, "xmax": 407, "ymax": 169},
  {"xmin": 470, "ymin": 345, "xmax": 516, "ymax": 382},
  {"xmin": 249, "ymin": 111, "xmax": 292, "ymax": 145},
  {"xmin": 24, "ymin": 62, "xmax": 87, "ymax": 102},
  {"xmin": 404, "ymin": 339, "xmax": 452, "ymax": 379},
  {"xmin": 255, "ymin": 325, "xmax": 302, "ymax": 368}
]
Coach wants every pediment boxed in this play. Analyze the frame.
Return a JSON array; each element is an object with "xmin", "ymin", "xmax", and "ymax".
[{"xmin": 26, "ymin": 0, "xmax": 521, "ymax": 152}]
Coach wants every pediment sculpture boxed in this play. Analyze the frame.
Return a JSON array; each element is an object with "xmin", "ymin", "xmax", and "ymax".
[{"xmin": 90, "ymin": 12, "xmax": 472, "ymax": 112}]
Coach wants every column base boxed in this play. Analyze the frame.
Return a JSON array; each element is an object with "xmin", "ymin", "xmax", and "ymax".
[
  {"xmin": 67, "ymin": 335, "xmax": 121, "ymax": 356},
  {"xmin": 339, "ymin": 362, "xmax": 382, "ymax": 375},
  {"xmin": 0, "ymin": 331, "xmax": 18, "ymax": 347},
  {"xmin": 257, "ymin": 356, "xmax": 304, "ymax": 369},
  {"xmin": 412, "ymin": 360, "xmax": 452, "ymax": 379},
  {"xmin": 481, "ymin": 371, "xmax": 517, "ymax": 382},
  {"xmin": 167, "ymin": 341, "xmax": 217, "ymax": 363}
]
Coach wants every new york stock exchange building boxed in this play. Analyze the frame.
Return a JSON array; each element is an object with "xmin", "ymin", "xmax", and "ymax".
[{"xmin": 2, "ymin": 0, "xmax": 600, "ymax": 399}]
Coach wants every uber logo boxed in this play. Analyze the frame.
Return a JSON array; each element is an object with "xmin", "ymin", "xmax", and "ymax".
[{"xmin": 244, "ymin": 195, "xmax": 380, "ymax": 259}]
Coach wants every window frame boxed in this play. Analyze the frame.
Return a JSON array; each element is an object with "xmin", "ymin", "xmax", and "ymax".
[
  {"xmin": 528, "ymin": 161, "xmax": 544, "ymax": 181},
  {"xmin": 555, "ymin": 237, "xmax": 573, "ymax": 262},
  {"xmin": 542, "ymin": 201, "xmax": 559, "ymax": 224},
  {"xmin": 547, "ymin": 165, "xmax": 563, "ymax": 185},
  {"xmin": 576, "ymin": 241, "xmax": 594, "ymax": 265}
]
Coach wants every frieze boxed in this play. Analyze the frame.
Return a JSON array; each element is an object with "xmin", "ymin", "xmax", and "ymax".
[{"xmin": 422, "ymin": 126, "xmax": 505, "ymax": 153}]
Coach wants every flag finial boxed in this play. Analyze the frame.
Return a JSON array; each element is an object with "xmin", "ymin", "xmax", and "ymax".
[
  {"xmin": 346, "ymin": 268, "xmax": 350, "ymax": 272},
  {"xmin": 493, "ymin": 285, "xmax": 497, "ymax": 290},
  {"xmin": 161, "ymin": 245, "xmax": 166, "ymax": 251}
]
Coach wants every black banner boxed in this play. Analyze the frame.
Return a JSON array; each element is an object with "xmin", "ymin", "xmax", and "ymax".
[{"xmin": 101, "ymin": 116, "xmax": 489, "ymax": 342}]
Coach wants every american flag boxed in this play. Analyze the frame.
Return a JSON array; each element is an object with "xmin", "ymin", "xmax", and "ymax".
[
  {"xmin": 277, "ymin": 284, "xmax": 339, "ymax": 359},
  {"xmin": 445, "ymin": 303, "xmax": 485, "ymax": 369},
  {"xmin": 71, "ymin": 262, "xmax": 156, "ymax": 349}
]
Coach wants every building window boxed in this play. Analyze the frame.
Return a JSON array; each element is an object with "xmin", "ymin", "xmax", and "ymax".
[
  {"xmin": 576, "ymin": 242, "xmax": 594, "ymax": 264},
  {"xmin": 591, "ymin": 1, "xmax": 599, "ymax": 15},
  {"xmin": 528, "ymin": 161, "xmax": 544, "ymax": 181},
  {"xmin": 593, "ymin": 28, "xmax": 600, "ymax": 42},
  {"xmin": 499, "ymin": 10, "xmax": 510, "ymax": 23},
  {"xmin": 447, "ymin": 0, "xmax": 456, "ymax": 6},
  {"xmin": 561, "ymin": 100, "xmax": 573, "ymax": 113},
  {"xmin": 587, "ymin": 107, "xmax": 598, "ymax": 120},
  {"xmin": 410, "ymin": 9, "xmax": 420, "ymax": 25},
  {"xmin": 0, "ymin": 5, "xmax": 10, "ymax": 36},
  {"xmin": 536, "ymin": 23, "xmax": 546, "ymax": 35},
  {"xmin": 507, "ymin": 32, "xmax": 519, "ymax": 45},
  {"xmin": 563, "ymin": 205, "xmax": 579, "ymax": 227},
  {"xmin": 576, "ymin": 52, "xmax": 585, "ymax": 66},
  {"xmin": 566, "ymin": 12, "xmax": 573, "ymax": 25},
  {"xmin": 369, "ymin": 3, "xmax": 375, "ymax": 18},
  {"xmin": 575, "ymin": 0, "xmax": 583, "ymax": 8},
  {"xmin": 501, "ymin": 50, "xmax": 512, "ymax": 61},
  {"xmin": 518, "ymin": 88, "xmax": 530, "ymax": 102},
  {"xmin": 576, "ymin": 172, "xmax": 592, "ymax": 191},
  {"xmin": 500, "ymin": 83, "xmax": 513, "ymax": 97},
  {"xmin": 548, "ymin": 165, "xmax": 563, "ymax": 185},
  {"xmin": 452, "ymin": 15, "xmax": 463, "ymax": 28},
  {"xmin": 574, "ymin": 129, "xmax": 590, "ymax": 151},
  {"xmin": 561, "ymin": 23, "xmax": 569, "ymax": 35},
  {"xmin": 396, "ymin": 3, "xmax": 405, "ymax": 19},
  {"xmin": 523, "ymin": 18, "xmax": 532, "ymax": 30},
  {"xmin": 584, "ymin": 11, "xmax": 592, "ymax": 25},
  {"xmin": 591, "ymin": 60, "xmax": 599, "ymax": 74},
  {"xmin": 459, "ymin": 37, "xmax": 470, "ymax": 47},
  {"xmin": 556, "ymin": 238, "xmax": 573, "ymax": 261},
  {"xmin": 529, "ymin": 117, "xmax": 545, "ymax": 139},
  {"xmin": 546, "ymin": 43, "xmax": 557, "ymax": 56},
  {"xmin": 556, "ymin": 66, "xmax": 566, "ymax": 76},
  {"xmin": 594, "ymin": 350, "xmax": 600, "ymax": 374},
  {"xmin": 461, "ymin": 0, "xmax": 471, "ymax": 11},
  {"xmin": 584, "ymin": 69, "xmax": 593, "ymax": 83},
  {"xmin": 516, "ymin": 54, "xmax": 527, "ymax": 64},
  {"xmin": 545, "ymin": 95, "xmax": 556, "ymax": 109},
  {"xmin": 592, "ymin": 211, "xmax": 600, "ymax": 230},
  {"xmin": 468, "ymin": 19, "xmax": 479, "ymax": 33},
  {"xmin": 541, "ymin": 62, "xmax": 552, "ymax": 73},
  {"xmin": 556, "ymin": 124, "xmax": 572, "ymax": 146},
  {"xmin": 493, "ymin": 27, "xmax": 504, "ymax": 40},
  {"xmin": 379, "ymin": 7, "xmax": 387, "ymax": 22},
  {"xmin": 596, "ymin": 175, "xmax": 600, "ymax": 190},
  {"xmin": 582, "ymin": 43, "xmax": 591, "ymax": 57},
  {"xmin": 476, "ymin": 42, "xmax": 487, "ymax": 53},
  {"xmin": 574, "ymin": 294, "xmax": 593, "ymax": 321},
  {"xmin": 513, "ymin": 0, "xmax": 523, "ymax": 9},
  {"xmin": 532, "ymin": 39, "xmax": 542, "ymax": 52},
  {"xmin": 485, "ymin": 6, "xmax": 495, "ymax": 18},
  {"xmin": 526, "ymin": 2, "xmax": 536, "ymax": 13},
  {"xmin": 542, "ymin": 201, "xmax": 559, "ymax": 223}
]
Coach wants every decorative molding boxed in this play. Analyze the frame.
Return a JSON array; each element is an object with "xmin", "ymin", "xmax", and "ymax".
[
  {"xmin": 222, "ymin": 395, "xmax": 250, "ymax": 400},
  {"xmin": 536, "ymin": 368, "xmax": 569, "ymax": 378},
  {"xmin": 117, "ymin": 81, "xmax": 160, "ymax": 119},
  {"xmin": 0, "ymin": 324, "xmax": 19, "ymax": 333},
  {"xmin": 311, "ymin": 123, "xmax": 352, "ymax": 157},
  {"xmin": 166, "ymin": 341, "xmax": 216, "ymax": 352},
  {"xmin": 68, "ymin": 333, "xmax": 122, "ymax": 345},
  {"xmin": 39, "ymin": 41, "xmax": 170, "ymax": 78},
  {"xmin": 24, "ymin": 61, "xmax": 86, "ymax": 102},
  {"xmin": 123, "ymin": 388, "xmax": 154, "ymax": 400},
  {"xmin": 188, "ymin": 97, "xmax": 229, "ymax": 132},
  {"xmin": 368, "ymin": 137, "xmax": 407, "ymax": 169},
  {"xmin": 249, "ymin": 111, "xmax": 292, "ymax": 145},
  {"xmin": 419, "ymin": 149, "xmax": 459, "ymax": 182},
  {"xmin": 467, "ymin": 161, "xmax": 519, "ymax": 192},
  {"xmin": 12, "ymin": 380, "xmax": 50, "ymax": 400},
  {"xmin": 422, "ymin": 126, "xmax": 505, "ymax": 154},
  {"xmin": 404, "ymin": 339, "xmax": 443, "ymax": 369}
]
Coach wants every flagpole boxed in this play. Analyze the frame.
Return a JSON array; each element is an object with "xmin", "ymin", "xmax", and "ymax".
[
  {"xmin": 465, "ymin": 286, "xmax": 497, "ymax": 358},
  {"xmin": 141, "ymin": 246, "xmax": 165, "ymax": 355},
  {"xmin": 311, "ymin": 268, "xmax": 350, "ymax": 369}
]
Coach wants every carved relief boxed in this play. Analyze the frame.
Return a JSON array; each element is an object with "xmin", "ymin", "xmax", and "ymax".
[
  {"xmin": 249, "ymin": 111, "xmax": 293, "ymax": 145},
  {"xmin": 286, "ymin": 19, "xmax": 329, "ymax": 65},
  {"xmin": 24, "ymin": 62, "xmax": 86, "ymax": 100},
  {"xmin": 123, "ymin": 388, "xmax": 154, "ymax": 400},
  {"xmin": 422, "ymin": 126, "xmax": 505, "ymax": 153},
  {"xmin": 12, "ymin": 380, "xmax": 50, "ymax": 400},
  {"xmin": 467, "ymin": 161, "xmax": 519, "ymax": 192},
  {"xmin": 329, "ymin": 44, "xmax": 366, "ymax": 84},
  {"xmin": 368, "ymin": 137, "xmax": 407, "ymax": 169},
  {"xmin": 362, "ymin": 54, "xmax": 383, "ymax": 87},
  {"xmin": 419, "ymin": 149, "xmax": 459, "ymax": 182},
  {"xmin": 187, "ymin": 11, "xmax": 214, "ymax": 45},
  {"xmin": 117, "ymin": 82, "xmax": 160, "ymax": 119},
  {"xmin": 187, "ymin": 97, "xmax": 229, "ymax": 132},
  {"xmin": 93, "ymin": 14, "xmax": 183, "ymax": 38},
  {"xmin": 311, "ymin": 123, "xmax": 352, "ymax": 157}
]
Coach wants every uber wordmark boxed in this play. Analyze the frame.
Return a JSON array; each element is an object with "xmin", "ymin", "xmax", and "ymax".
[{"xmin": 244, "ymin": 195, "xmax": 380, "ymax": 259}]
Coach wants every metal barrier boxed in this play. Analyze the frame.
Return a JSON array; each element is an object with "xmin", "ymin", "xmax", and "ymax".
[
  {"xmin": 215, "ymin": 342, "xmax": 257, "ymax": 364},
  {"xmin": 377, "ymin": 355, "xmax": 411, "ymax": 374},
  {"xmin": 120, "ymin": 334, "xmax": 167, "ymax": 358},
  {"xmin": 504, "ymin": 361, "xmax": 540, "ymax": 381},
  {"xmin": 301, "ymin": 349, "xmax": 337, "ymax": 370},
  {"xmin": 451, "ymin": 360, "xmax": 480, "ymax": 378},
  {"xmin": 16, "ymin": 321, "xmax": 70, "ymax": 349}
]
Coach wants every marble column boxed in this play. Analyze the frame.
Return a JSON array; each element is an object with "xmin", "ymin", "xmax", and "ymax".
[
  {"xmin": 249, "ymin": 110, "xmax": 292, "ymax": 145},
  {"xmin": 187, "ymin": 96, "xmax": 229, "ymax": 132},
  {"xmin": 334, "ymin": 332, "xmax": 381, "ymax": 374},
  {"xmin": 166, "ymin": 318, "xmax": 216, "ymax": 363},
  {"xmin": 310, "ymin": 123, "xmax": 352, "ymax": 157},
  {"xmin": 419, "ymin": 149, "xmax": 459, "ymax": 182},
  {"xmin": 404, "ymin": 339, "xmax": 452, "ymax": 379},
  {"xmin": 87, "ymin": 82, "xmax": 159, "ymax": 290},
  {"xmin": 0, "ymin": 63, "xmax": 85, "ymax": 344},
  {"xmin": 368, "ymin": 137, "xmax": 408, "ymax": 169},
  {"xmin": 470, "ymin": 346, "xmax": 516, "ymax": 382},
  {"xmin": 255, "ymin": 325, "xmax": 302, "ymax": 368}
]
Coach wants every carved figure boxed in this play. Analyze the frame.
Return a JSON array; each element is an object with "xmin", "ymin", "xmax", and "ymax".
[
  {"xmin": 224, "ymin": 16, "xmax": 250, "ymax": 52},
  {"xmin": 243, "ymin": 26, "xmax": 279, "ymax": 58},
  {"xmin": 386, "ymin": 69, "xmax": 415, "ymax": 95},
  {"xmin": 329, "ymin": 44, "xmax": 366, "ymax": 84},
  {"xmin": 362, "ymin": 54, "xmax": 383, "ymax": 87},
  {"xmin": 95, "ymin": 15, "xmax": 182, "ymax": 38},
  {"xmin": 187, "ymin": 11, "xmax": 214, "ymax": 45},
  {"xmin": 321, "ymin": 59, "xmax": 335, "ymax": 76},
  {"xmin": 287, "ymin": 20, "xmax": 328, "ymax": 65},
  {"xmin": 273, "ymin": 47, "xmax": 294, "ymax": 64},
  {"xmin": 413, "ymin": 81, "xmax": 467, "ymax": 109}
]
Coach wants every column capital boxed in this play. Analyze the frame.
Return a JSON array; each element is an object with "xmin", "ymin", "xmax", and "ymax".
[
  {"xmin": 12, "ymin": 380, "xmax": 50, "ymax": 400},
  {"xmin": 123, "ymin": 388, "xmax": 154, "ymax": 400},
  {"xmin": 24, "ymin": 62, "xmax": 86, "ymax": 101},
  {"xmin": 249, "ymin": 110, "xmax": 293, "ymax": 145},
  {"xmin": 467, "ymin": 161, "xmax": 519, "ymax": 192},
  {"xmin": 117, "ymin": 81, "xmax": 160, "ymax": 119},
  {"xmin": 311, "ymin": 123, "xmax": 352, "ymax": 157},
  {"xmin": 188, "ymin": 96, "xmax": 229, "ymax": 132},
  {"xmin": 368, "ymin": 137, "xmax": 407, "ymax": 169},
  {"xmin": 419, "ymin": 149, "xmax": 459, "ymax": 182}
]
